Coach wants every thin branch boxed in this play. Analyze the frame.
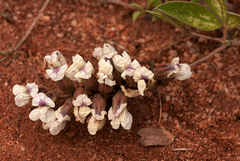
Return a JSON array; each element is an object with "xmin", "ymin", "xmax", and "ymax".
[
  {"xmin": 222, "ymin": 24, "xmax": 227, "ymax": 42},
  {"xmin": 190, "ymin": 32, "xmax": 223, "ymax": 44},
  {"xmin": 157, "ymin": 88, "xmax": 162, "ymax": 126},
  {"xmin": 190, "ymin": 45, "xmax": 227, "ymax": 67},
  {"xmin": 101, "ymin": 0, "xmax": 134, "ymax": 9},
  {"xmin": 14, "ymin": 0, "xmax": 50, "ymax": 51}
]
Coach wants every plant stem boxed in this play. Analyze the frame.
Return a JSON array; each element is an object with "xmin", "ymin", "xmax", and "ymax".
[
  {"xmin": 190, "ymin": 32, "xmax": 223, "ymax": 43},
  {"xmin": 157, "ymin": 88, "xmax": 162, "ymax": 126},
  {"xmin": 14, "ymin": 0, "xmax": 50, "ymax": 51},
  {"xmin": 190, "ymin": 45, "xmax": 227, "ymax": 67}
]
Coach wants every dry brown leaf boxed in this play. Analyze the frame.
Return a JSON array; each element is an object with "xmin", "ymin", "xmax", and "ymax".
[{"xmin": 137, "ymin": 127, "xmax": 175, "ymax": 146}]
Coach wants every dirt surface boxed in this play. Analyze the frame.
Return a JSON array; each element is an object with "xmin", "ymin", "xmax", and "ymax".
[{"xmin": 1, "ymin": 0, "xmax": 240, "ymax": 160}]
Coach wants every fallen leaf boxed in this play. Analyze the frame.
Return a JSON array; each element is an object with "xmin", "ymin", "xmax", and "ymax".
[{"xmin": 137, "ymin": 127, "xmax": 175, "ymax": 146}]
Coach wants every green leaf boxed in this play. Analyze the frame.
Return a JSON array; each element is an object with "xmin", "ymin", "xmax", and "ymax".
[
  {"xmin": 153, "ymin": 0, "xmax": 162, "ymax": 7},
  {"xmin": 204, "ymin": 0, "xmax": 227, "ymax": 23},
  {"xmin": 147, "ymin": 10, "xmax": 185, "ymax": 28},
  {"xmin": 191, "ymin": 0, "xmax": 200, "ymax": 3},
  {"xmin": 153, "ymin": 0, "xmax": 162, "ymax": 8},
  {"xmin": 147, "ymin": 0, "xmax": 155, "ymax": 10},
  {"xmin": 226, "ymin": 11, "xmax": 240, "ymax": 30},
  {"xmin": 129, "ymin": 3, "xmax": 144, "ymax": 10},
  {"xmin": 132, "ymin": 11, "xmax": 146, "ymax": 23},
  {"xmin": 157, "ymin": 2, "xmax": 222, "ymax": 31}
]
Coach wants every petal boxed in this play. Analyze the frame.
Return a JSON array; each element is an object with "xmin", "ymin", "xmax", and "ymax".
[
  {"xmin": 103, "ymin": 43, "xmax": 115, "ymax": 55},
  {"xmin": 137, "ymin": 80, "xmax": 146, "ymax": 96},
  {"xmin": 93, "ymin": 47, "xmax": 103, "ymax": 60},
  {"xmin": 105, "ymin": 78, "xmax": 116, "ymax": 86},
  {"xmin": 29, "ymin": 107, "xmax": 40, "ymax": 121},
  {"xmin": 13, "ymin": 84, "xmax": 28, "ymax": 96},
  {"xmin": 112, "ymin": 51, "xmax": 131, "ymax": 73},
  {"xmin": 49, "ymin": 121, "xmax": 62, "ymax": 135},
  {"xmin": 74, "ymin": 61, "xmax": 93, "ymax": 80},
  {"xmin": 26, "ymin": 82, "xmax": 38, "ymax": 97},
  {"xmin": 120, "ymin": 108, "xmax": 133, "ymax": 130},
  {"xmin": 120, "ymin": 85, "xmax": 141, "ymax": 98},
  {"xmin": 87, "ymin": 116, "xmax": 106, "ymax": 135},
  {"xmin": 121, "ymin": 60, "xmax": 141, "ymax": 79},
  {"xmin": 72, "ymin": 94, "xmax": 92, "ymax": 106},
  {"xmin": 46, "ymin": 64, "xmax": 68, "ymax": 81},
  {"xmin": 65, "ymin": 54, "xmax": 86, "ymax": 81},
  {"xmin": 32, "ymin": 93, "xmax": 55, "ymax": 108},
  {"xmin": 50, "ymin": 50, "xmax": 67, "ymax": 68},
  {"xmin": 175, "ymin": 63, "xmax": 192, "ymax": 80},
  {"xmin": 110, "ymin": 118, "xmax": 121, "ymax": 129},
  {"xmin": 39, "ymin": 107, "xmax": 55, "ymax": 123},
  {"xmin": 87, "ymin": 116, "xmax": 99, "ymax": 135},
  {"xmin": 14, "ymin": 93, "xmax": 31, "ymax": 107}
]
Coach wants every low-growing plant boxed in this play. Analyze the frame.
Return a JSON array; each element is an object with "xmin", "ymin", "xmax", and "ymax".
[{"xmin": 12, "ymin": 44, "xmax": 191, "ymax": 135}]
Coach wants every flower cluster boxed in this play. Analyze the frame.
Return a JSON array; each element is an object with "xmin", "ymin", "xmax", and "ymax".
[{"xmin": 13, "ymin": 44, "xmax": 191, "ymax": 135}]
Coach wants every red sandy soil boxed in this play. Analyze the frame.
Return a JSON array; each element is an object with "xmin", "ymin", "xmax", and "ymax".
[{"xmin": 0, "ymin": 0, "xmax": 240, "ymax": 160}]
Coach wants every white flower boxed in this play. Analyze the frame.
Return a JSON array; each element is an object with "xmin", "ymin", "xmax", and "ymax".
[
  {"xmin": 133, "ymin": 67, "xmax": 154, "ymax": 96},
  {"xmin": 121, "ymin": 60, "xmax": 141, "ymax": 79},
  {"xmin": 167, "ymin": 57, "xmax": 192, "ymax": 80},
  {"xmin": 175, "ymin": 64, "xmax": 191, "ymax": 80},
  {"xmin": 72, "ymin": 94, "xmax": 92, "ymax": 123},
  {"xmin": 46, "ymin": 64, "xmax": 68, "ymax": 81},
  {"xmin": 97, "ymin": 59, "xmax": 116, "ymax": 86},
  {"xmin": 65, "ymin": 54, "xmax": 86, "ymax": 81},
  {"xmin": 32, "ymin": 93, "xmax": 55, "ymax": 108},
  {"xmin": 44, "ymin": 50, "xmax": 67, "ymax": 69},
  {"xmin": 42, "ymin": 106, "xmax": 70, "ymax": 135},
  {"xmin": 74, "ymin": 61, "xmax": 94, "ymax": 82},
  {"xmin": 29, "ymin": 106, "xmax": 55, "ymax": 123},
  {"xmin": 87, "ymin": 108, "xmax": 107, "ymax": 135},
  {"xmin": 93, "ymin": 44, "xmax": 117, "ymax": 60},
  {"xmin": 108, "ymin": 103, "xmax": 133, "ymax": 130},
  {"xmin": 112, "ymin": 51, "xmax": 131, "ymax": 73},
  {"xmin": 13, "ymin": 83, "xmax": 38, "ymax": 107}
]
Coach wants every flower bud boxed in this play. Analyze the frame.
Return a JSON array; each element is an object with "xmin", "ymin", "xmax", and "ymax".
[
  {"xmin": 60, "ymin": 98, "xmax": 74, "ymax": 117},
  {"xmin": 91, "ymin": 93, "xmax": 106, "ymax": 116}
]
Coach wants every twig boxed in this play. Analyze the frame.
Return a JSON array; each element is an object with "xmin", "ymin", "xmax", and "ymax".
[
  {"xmin": 100, "ymin": 0, "xmax": 134, "ymax": 9},
  {"xmin": 157, "ymin": 88, "xmax": 162, "ymax": 125},
  {"xmin": 0, "ymin": 56, "xmax": 9, "ymax": 63},
  {"xmin": 190, "ymin": 32, "xmax": 223, "ymax": 44},
  {"xmin": 190, "ymin": 45, "xmax": 227, "ymax": 67},
  {"xmin": 171, "ymin": 148, "xmax": 193, "ymax": 151},
  {"xmin": 14, "ymin": 0, "xmax": 50, "ymax": 51}
]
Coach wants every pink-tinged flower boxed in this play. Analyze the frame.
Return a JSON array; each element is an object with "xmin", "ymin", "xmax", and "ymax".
[
  {"xmin": 87, "ymin": 94, "xmax": 107, "ymax": 135},
  {"xmin": 74, "ymin": 61, "xmax": 94, "ymax": 82},
  {"xmin": 121, "ymin": 60, "xmax": 141, "ymax": 79},
  {"xmin": 32, "ymin": 93, "xmax": 55, "ymax": 108},
  {"xmin": 29, "ymin": 106, "xmax": 55, "ymax": 123},
  {"xmin": 65, "ymin": 54, "xmax": 86, "ymax": 81},
  {"xmin": 108, "ymin": 91, "xmax": 132, "ymax": 130},
  {"xmin": 97, "ymin": 59, "xmax": 116, "ymax": 86},
  {"xmin": 44, "ymin": 50, "xmax": 67, "ymax": 69},
  {"xmin": 72, "ymin": 94, "xmax": 92, "ymax": 123},
  {"xmin": 42, "ymin": 106, "xmax": 70, "ymax": 135},
  {"xmin": 13, "ymin": 82, "xmax": 38, "ymax": 107},
  {"xmin": 93, "ymin": 44, "xmax": 117, "ymax": 60},
  {"xmin": 112, "ymin": 51, "xmax": 131, "ymax": 73},
  {"xmin": 167, "ymin": 57, "xmax": 192, "ymax": 80},
  {"xmin": 46, "ymin": 64, "xmax": 68, "ymax": 81},
  {"xmin": 133, "ymin": 67, "xmax": 154, "ymax": 96}
]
